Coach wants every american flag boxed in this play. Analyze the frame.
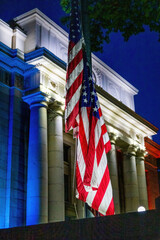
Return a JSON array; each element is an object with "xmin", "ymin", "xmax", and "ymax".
[
  {"xmin": 65, "ymin": 0, "xmax": 114, "ymax": 216},
  {"xmin": 65, "ymin": 0, "xmax": 83, "ymax": 132}
]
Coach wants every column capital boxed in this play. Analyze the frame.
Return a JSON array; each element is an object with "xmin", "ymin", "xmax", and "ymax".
[
  {"xmin": 109, "ymin": 132, "xmax": 117, "ymax": 145},
  {"xmin": 23, "ymin": 91, "xmax": 50, "ymax": 109},
  {"xmin": 127, "ymin": 144, "xmax": 137, "ymax": 156},
  {"xmin": 48, "ymin": 101, "xmax": 64, "ymax": 119},
  {"xmin": 136, "ymin": 148, "xmax": 146, "ymax": 160}
]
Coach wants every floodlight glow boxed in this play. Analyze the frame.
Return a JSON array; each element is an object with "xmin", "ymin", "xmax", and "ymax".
[{"xmin": 138, "ymin": 206, "xmax": 146, "ymax": 212}]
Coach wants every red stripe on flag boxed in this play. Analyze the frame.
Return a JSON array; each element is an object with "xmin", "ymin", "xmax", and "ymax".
[
  {"xmin": 78, "ymin": 111, "xmax": 88, "ymax": 163},
  {"xmin": 76, "ymin": 162, "xmax": 88, "ymax": 202},
  {"xmin": 68, "ymin": 41, "xmax": 76, "ymax": 53},
  {"xmin": 65, "ymin": 100, "xmax": 80, "ymax": 132},
  {"xmin": 104, "ymin": 141, "xmax": 112, "ymax": 153},
  {"xmin": 96, "ymin": 134, "xmax": 104, "ymax": 166},
  {"xmin": 98, "ymin": 108, "xmax": 102, "ymax": 117},
  {"xmin": 105, "ymin": 198, "xmax": 115, "ymax": 215},
  {"xmin": 65, "ymin": 71, "xmax": 83, "ymax": 105},
  {"xmin": 101, "ymin": 123, "xmax": 107, "ymax": 135}
]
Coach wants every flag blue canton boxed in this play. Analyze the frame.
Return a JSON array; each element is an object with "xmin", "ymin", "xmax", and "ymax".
[
  {"xmin": 81, "ymin": 60, "xmax": 100, "ymax": 119},
  {"xmin": 70, "ymin": 0, "xmax": 81, "ymax": 43}
]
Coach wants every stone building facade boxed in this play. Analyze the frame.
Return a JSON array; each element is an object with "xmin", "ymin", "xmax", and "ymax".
[{"xmin": 0, "ymin": 9, "xmax": 159, "ymax": 228}]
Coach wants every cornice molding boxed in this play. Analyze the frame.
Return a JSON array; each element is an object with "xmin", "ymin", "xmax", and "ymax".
[
  {"xmin": 0, "ymin": 19, "xmax": 12, "ymax": 34},
  {"xmin": 25, "ymin": 47, "xmax": 66, "ymax": 70},
  {"xmin": 96, "ymin": 85, "xmax": 158, "ymax": 135},
  {"xmin": 14, "ymin": 8, "xmax": 68, "ymax": 40},
  {"xmin": 92, "ymin": 54, "xmax": 138, "ymax": 95},
  {"xmin": 23, "ymin": 91, "xmax": 50, "ymax": 108}
]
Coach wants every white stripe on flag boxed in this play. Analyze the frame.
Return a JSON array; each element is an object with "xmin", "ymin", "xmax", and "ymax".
[
  {"xmin": 90, "ymin": 154, "xmax": 98, "ymax": 188},
  {"xmin": 77, "ymin": 138, "xmax": 86, "ymax": 181},
  {"xmin": 95, "ymin": 120, "xmax": 101, "ymax": 149},
  {"xmin": 81, "ymin": 107, "xmax": 89, "ymax": 144},
  {"xmin": 97, "ymin": 150, "xmax": 108, "ymax": 187},
  {"xmin": 68, "ymin": 39, "xmax": 83, "ymax": 63},
  {"xmin": 100, "ymin": 116, "xmax": 110, "ymax": 145},
  {"xmin": 103, "ymin": 132, "xmax": 110, "ymax": 145},
  {"xmin": 65, "ymin": 84, "xmax": 82, "ymax": 119},
  {"xmin": 66, "ymin": 59, "xmax": 83, "ymax": 90},
  {"xmin": 86, "ymin": 188, "xmax": 97, "ymax": 207}
]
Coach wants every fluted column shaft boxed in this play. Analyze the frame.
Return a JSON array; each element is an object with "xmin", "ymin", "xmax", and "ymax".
[
  {"xmin": 48, "ymin": 103, "xmax": 64, "ymax": 222},
  {"xmin": 123, "ymin": 145, "xmax": 139, "ymax": 212},
  {"xmin": 23, "ymin": 93, "xmax": 49, "ymax": 225},
  {"xmin": 136, "ymin": 150, "xmax": 148, "ymax": 210},
  {"xmin": 108, "ymin": 133, "xmax": 120, "ymax": 214}
]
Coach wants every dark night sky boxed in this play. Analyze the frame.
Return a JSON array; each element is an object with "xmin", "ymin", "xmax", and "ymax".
[{"xmin": 0, "ymin": 0, "xmax": 159, "ymax": 144}]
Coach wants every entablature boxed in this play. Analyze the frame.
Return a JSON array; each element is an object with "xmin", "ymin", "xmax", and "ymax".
[
  {"xmin": 12, "ymin": 8, "xmax": 138, "ymax": 111},
  {"xmin": 23, "ymin": 47, "xmax": 158, "ymax": 149},
  {"xmin": 97, "ymin": 86, "xmax": 158, "ymax": 148}
]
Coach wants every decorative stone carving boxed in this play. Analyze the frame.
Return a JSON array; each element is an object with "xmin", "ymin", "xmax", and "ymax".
[
  {"xmin": 48, "ymin": 101, "xmax": 64, "ymax": 120},
  {"xmin": 92, "ymin": 65, "xmax": 103, "ymax": 86},
  {"xmin": 58, "ymin": 82, "xmax": 65, "ymax": 97},
  {"xmin": 40, "ymin": 72, "xmax": 58, "ymax": 93},
  {"xmin": 50, "ymin": 80, "xmax": 57, "ymax": 90},
  {"xmin": 136, "ymin": 148, "xmax": 146, "ymax": 160},
  {"xmin": 109, "ymin": 132, "xmax": 117, "ymax": 145},
  {"xmin": 127, "ymin": 144, "xmax": 137, "ymax": 156}
]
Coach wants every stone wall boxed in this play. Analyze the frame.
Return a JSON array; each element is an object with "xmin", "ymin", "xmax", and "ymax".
[
  {"xmin": 0, "ymin": 82, "xmax": 10, "ymax": 228},
  {"xmin": 0, "ymin": 66, "xmax": 30, "ymax": 228}
]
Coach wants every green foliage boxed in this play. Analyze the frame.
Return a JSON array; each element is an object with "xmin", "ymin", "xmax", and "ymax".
[
  {"xmin": 60, "ymin": 0, "xmax": 160, "ymax": 52},
  {"xmin": 60, "ymin": 0, "xmax": 70, "ymax": 14}
]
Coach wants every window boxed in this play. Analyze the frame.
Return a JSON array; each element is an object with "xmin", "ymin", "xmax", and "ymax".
[
  {"xmin": 63, "ymin": 143, "xmax": 71, "ymax": 202},
  {"xmin": 116, "ymin": 149, "xmax": 125, "ymax": 213},
  {"xmin": 64, "ymin": 144, "xmax": 70, "ymax": 163}
]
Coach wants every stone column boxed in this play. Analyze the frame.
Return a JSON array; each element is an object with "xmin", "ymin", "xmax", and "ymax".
[
  {"xmin": 76, "ymin": 200, "xmax": 85, "ymax": 219},
  {"xmin": 136, "ymin": 149, "xmax": 148, "ymax": 210},
  {"xmin": 48, "ymin": 102, "xmax": 65, "ymax": 222},
  {"xmin": 108, "ymin": 133, "xmax": 120, "ymax": 214},
  {"xmin": 23, "ymin": 92, "xmax": 49, "ymax": 225},
  {"xmin": 123, "ymin": 145, "xmax": 139, "ymax": 212}
]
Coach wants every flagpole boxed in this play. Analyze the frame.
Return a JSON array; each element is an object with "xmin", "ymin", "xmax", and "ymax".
[{"xmin": 80, "ymin": 0, "xmax": 92, "ymax": 69}]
